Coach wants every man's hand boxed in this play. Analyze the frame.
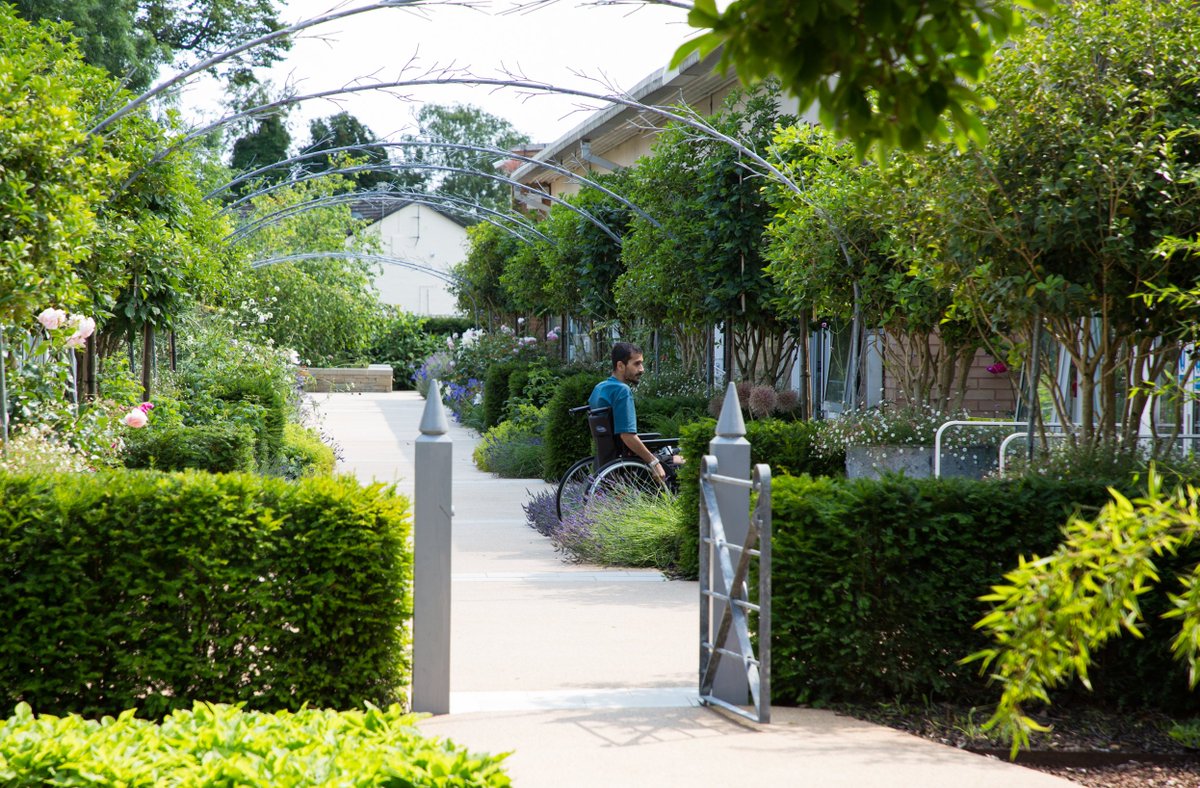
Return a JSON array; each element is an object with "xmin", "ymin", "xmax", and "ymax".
[{"xmin": 649, "ymin": 459, "xmax": 667, "ymax": 483}]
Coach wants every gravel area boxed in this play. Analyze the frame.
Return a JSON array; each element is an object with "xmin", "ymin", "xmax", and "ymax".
[{"xmin": 835, "ymin": 703, "xmax": 1200, "ymax": 787}]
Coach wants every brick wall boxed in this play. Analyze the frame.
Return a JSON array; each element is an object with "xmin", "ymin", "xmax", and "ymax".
[{"xmin": 881, "ymin": 333, "xmax": 1017, "ymax": 417}]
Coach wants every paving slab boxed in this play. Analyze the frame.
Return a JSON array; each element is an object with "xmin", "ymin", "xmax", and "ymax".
[{"xmin": 315, "ymin": 391, "xmax": 1073, "ymax": 788}]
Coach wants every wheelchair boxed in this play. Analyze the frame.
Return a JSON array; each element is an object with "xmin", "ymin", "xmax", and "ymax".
[{"xmin": 554, "ymin": 404, "xmax": 681, "ymax": 522}]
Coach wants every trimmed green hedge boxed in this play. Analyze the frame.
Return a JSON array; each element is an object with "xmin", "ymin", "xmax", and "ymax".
[
  {"xmin": 674, "ymin": 418, "xmax": 845, "ymax": 579},
  {"xmin": 481, "ymin": 362, "xmax": 520, "ymax": 431},
  {"xmin": 122, "ymin": 423, "xmax": 257, "ymax": 473},
  {"xmin": 769, "ymin": 474, "xmax": 1200, "ymax": 713},
  {"xmin": 0, "ymin": 471, "xmax": 412, "ymax": 718},
  {"xmin": 0, "ymin": 702, "xmax": 510, "ymax": 787},
  {"xmin": 275, "ymin": 422, "xmax": 337, "ymax": 478},
  {"xmin": 541, "ymin": 371, "xmax": 605, "ymax": 481}
]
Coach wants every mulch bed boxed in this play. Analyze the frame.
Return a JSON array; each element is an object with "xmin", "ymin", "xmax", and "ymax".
[{"xmin": 835, "ymin": 702, "xmax": 1200, "ymax": 788}]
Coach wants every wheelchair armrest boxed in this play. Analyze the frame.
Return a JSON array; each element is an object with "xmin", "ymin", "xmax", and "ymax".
[
  {"xmin": 642, "ymin": 437, "xmax": 680, "ymax": 451},
  {"xmin": 636, "ymin": 432, "xmax": 662, "ymax": 441}
]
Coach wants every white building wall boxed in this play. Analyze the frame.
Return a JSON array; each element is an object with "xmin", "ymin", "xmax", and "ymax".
[{"xmin": 367, "ymin": 204, "xmax": 467, "ymax": 316}]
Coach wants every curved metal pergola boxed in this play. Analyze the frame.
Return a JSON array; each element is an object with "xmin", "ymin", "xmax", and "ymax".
[
  {"xmin": 221, "ymin": 161, "xmax": 622, "ymax": 244},
  {"xmin": 206, "ymin": 140, "xmax": 664, "ymax": 230},
  {"xmin": 250, "ymin": 251, "xmax": 479, "ymax": 322},
  {"xmin": 224, "ymin": 189, "xmax": 549, "ymax": 246}
]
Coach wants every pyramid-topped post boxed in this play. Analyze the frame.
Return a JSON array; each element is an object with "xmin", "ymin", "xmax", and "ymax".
[
  {"xmin": 414, "ymin": 380, "xmax": 452, "ymax": 714},
  {"xmin": 419, "ymin": 379, "xmax": 450, "ymax": 435},
  {"xmin": 706, "ymin": 380, "xmax": 751, "ymax": 705},
  {"xmin": 715, "ymin": 381, "xmax": 746, "ymax": 438}
]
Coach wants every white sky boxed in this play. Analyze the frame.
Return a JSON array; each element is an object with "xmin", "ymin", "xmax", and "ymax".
[{"xmin": 177, "ymin": 0, "xmax": 699, "ymax": 148}]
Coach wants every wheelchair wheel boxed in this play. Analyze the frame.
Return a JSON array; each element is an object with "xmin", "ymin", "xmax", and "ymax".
[
  {"xmin": 585, "ymin": 459, "xmax": 674, "ymax": 514},
  {"xmin": 556, "ymin": 456, "xmax": 595, "ymax": 522}
]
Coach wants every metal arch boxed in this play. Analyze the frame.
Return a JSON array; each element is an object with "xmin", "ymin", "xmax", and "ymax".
[
  {"xmin": 220, "ymin": 161, "xmax": 623, "ymax": 245},
  {"xmin": 347, "ymin": 189, "xmax": 551, "ymax": 242},
  {"xmin": 86, "ymin": 1, "xmax": 425, "ymax": 136},
  {"xmin": 251, "ymin": 251, "xmax": 479, "ymax": 321},
  {"xmin": 252, "ymin": 251, "xmax": 456, "ymax": 282},
  {"xmin": 224, "ymin": 191, "xmax": 548, "ymax": 246},
  {"xmin": 205, "ymin": 140, "xmax": 664, "ymax": 230},
  {"xmin": 123, "ymin": 72, "xmax": 856, "ymax": 303}
]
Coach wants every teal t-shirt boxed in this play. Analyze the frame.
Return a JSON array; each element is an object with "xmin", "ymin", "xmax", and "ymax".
[{"xmin": 589, "ymin": 375, "xmax": 637, "ymax": 434}]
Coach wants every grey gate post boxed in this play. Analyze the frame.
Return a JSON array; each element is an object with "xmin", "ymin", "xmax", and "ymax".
[
  {"xmin": 413, "ymin": 382, "xmax": 452, "ymax": 714},
  {"xmin": 706, "ymin": 382, "xmax": 751, "ymax": 704}
]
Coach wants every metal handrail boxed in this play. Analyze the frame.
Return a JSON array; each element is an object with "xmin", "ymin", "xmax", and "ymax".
[
  {"xmin": 997, "ymin": 430, "xmax": 1200, "ymax": 473},
  {"xmin": 933, "ymin": 420, "xmax": 1027, "ymax": 478},
  {"xmin": 698, "ymin": 455, "xmax": 771, "ymax": 724}
]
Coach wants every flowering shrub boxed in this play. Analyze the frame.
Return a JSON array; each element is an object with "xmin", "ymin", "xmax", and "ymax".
[
  {"xmin": 708, "ymin": 383, "xmax": 801, "ymax": 420},
  {"xmin": 473, "ymin": 404, "xmax": 545, "ymax": 478},
  {"xmin": 814, "ymin": 403, "xmax": 1009, "ymax": 457},
  {"xmin": 548, "ymin": 489, "xmax": 681, "ymax": 570},
  {"xmin": 412, "ymin": 351, "xmax": 455, "ymax": 398},
  {"xmin": 442, "ymin": 378, "xmax": 483, "ymax": 427},
  {"xmin": 522, "ymin": 489, "xmax": 559, "ymax": 536},
  {"xmin": 446, "ymin": 328, "xmax": 554, "ymax": 388}
]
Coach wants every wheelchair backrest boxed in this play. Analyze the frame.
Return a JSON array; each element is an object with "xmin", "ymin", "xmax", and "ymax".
[{"xmin": 587, "ymin": 407, "xmax": 623, "ymax": 469}]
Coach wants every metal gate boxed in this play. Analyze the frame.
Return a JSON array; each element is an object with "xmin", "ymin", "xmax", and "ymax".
[{"xmin": 698, "ymin": 454, "xmax": 772, "ymax": 723}]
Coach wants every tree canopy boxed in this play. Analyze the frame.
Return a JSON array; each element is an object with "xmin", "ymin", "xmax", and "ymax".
[
  {"xmin": 401, "ymin": 104, "xmax": 529, "ymax": 214},
  {"xmin": 13, "ymin": 0, "xmax": 289, "ymax": 92},
  {"xmin": 674, "ymin": 0, "xmax": 1055, "ymax": 156}
]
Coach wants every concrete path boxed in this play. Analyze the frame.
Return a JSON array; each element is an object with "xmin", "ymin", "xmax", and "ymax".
[{"xmin": 315, "ymin": 391, "xmax": 1073, "ymax": 787}]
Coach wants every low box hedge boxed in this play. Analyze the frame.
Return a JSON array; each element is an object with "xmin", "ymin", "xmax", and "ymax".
[
  {"xmin": 0, "ymin": 701, "xmax": 510, "ymax": 787},
  {"xmin": 0, "ymin": 470, "xmax": 412, "ymax": 719},
  {"xmin": 769, "ymin": 473, "xmax": 1200, "ymax": 713},
  {"xmin": 122, "ymin": 423, "xmax": 257, "ymax": 473}
]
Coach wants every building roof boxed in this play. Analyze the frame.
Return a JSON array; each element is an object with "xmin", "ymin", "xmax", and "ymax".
[
  {"xmin": 350, "ymin": 197, "xmax": 473, "ymax": 229},
  {"xmin": 510, "ymin": 48, "xmax": 736, "ymax": 185}
]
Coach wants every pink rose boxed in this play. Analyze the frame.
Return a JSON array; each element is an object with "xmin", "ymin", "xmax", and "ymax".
[
  {"xmin": 138, "ymin": 402, "xmax": 154, "ymax": 413},
  {"xmin": 65, "ymin": 334, "xmax": 86, "ymax": 349},
  {"xmin": 68, "ymin": 315, "xmax": 96, "ymax": 341},
  {"xmin": 36, "ymin": 308, "xmax": 67, "ymax": 331},
  {"xmin": 123, "ymin": 409, "xmax": 148, "ymax": 428}
]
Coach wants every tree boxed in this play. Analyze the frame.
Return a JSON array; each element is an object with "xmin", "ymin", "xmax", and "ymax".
[
  {"xmin": 453, "ymin": 223, "xmax": 520, "ymax": 323},
  {"xmin": 674, "ymin": 0, "xmax": 1054, "ymax": 157},
  {"xmin": 12, "ymin": 0, "xmax": 289, "ymax": 92},
  {"xmin": 401, "ymin": 104, "xmax": 529, "ymax": 214},
  {"xmin": 764, "ymin": 126, "xmax": 983, "ymax": 410},
  {"xmin": 230, "ymin": 114, "xmax": 291, "ymax": 185},
  {"xmin": 230, "ymin": 175, "xmax": 384, "ymax": 365},
  {"xmin": 305, "ymin": 112, "xmax": 422, "ymax": 193},
  {"xmin": 921, "ymin": 0, "xmax": 1200, "ymax": 449},
  {"xmin": 618, "ymin": 83, "xmax": 797, "ymax": 383},
  {"xmin": 0, "ymin": 8, "xmax": 117, "ymax": 328}
]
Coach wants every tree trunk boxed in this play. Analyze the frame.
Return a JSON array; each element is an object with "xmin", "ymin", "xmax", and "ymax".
[{"xmin": 141, "ymin": 324, "xmax": 154, "ymax": 403}]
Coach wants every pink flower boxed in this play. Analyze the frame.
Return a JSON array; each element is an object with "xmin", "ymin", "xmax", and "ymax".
[
  {"xmin": 68, "ymin": 315, "xmax": 96, "ymax": 341},
  {"xmin": 986, "ymin": 361, "xmax": 1009, "ymax": 375},
  {"xmin": 546, "ymin": 330, "xmax": 559, "ymax": 341},
  {"xmin": 37, "ymin": 308, "xmax": 67, "ymax": 331},
  {"xmin": 65, "ymin": 334, "xmax": 86, "ymax": 349},
  {"xmin": 123, "ymin": 409, "xmax": 148, "ymax": 428},
  {"xmin": 138, "ymin": 402, "xmax": 154, "ymax": 414}
]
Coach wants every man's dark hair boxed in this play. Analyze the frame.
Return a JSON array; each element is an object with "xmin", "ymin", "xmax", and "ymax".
[{"xmin": 611, "ymin": 341, "xmax": 642, "ymax": 369}]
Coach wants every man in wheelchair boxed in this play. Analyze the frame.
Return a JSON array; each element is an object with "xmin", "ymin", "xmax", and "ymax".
[{"xmin": 588, "ymin": 341, "xmax": 683, "ymax": 486}]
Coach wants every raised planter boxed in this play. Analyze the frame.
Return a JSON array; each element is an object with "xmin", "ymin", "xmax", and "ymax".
[
  {"xmin": 300, "ymin": 364, "xmax": 393, "ymax": 393},
  {"xmin": 845, "ymin": 444, "xmax": 997, "ymax": 480}
]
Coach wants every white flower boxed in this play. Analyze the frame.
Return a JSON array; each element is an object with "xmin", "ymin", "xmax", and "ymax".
[{"xmin": 37, "ymin": 308, "xmax": 68, "ymax": 331}]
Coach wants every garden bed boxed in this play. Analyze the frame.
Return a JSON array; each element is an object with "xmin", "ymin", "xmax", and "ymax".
[{"xmin": 838, "ymin": 702, "xmax": 1200, "ymax": 788}]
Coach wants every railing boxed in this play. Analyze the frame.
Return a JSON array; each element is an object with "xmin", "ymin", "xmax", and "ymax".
[
  {"xmin": 933, "ymin": 420, "xmax": 1026, "ymax": 478},
  {"xmin": 997, "ymin": 430, "xmax": 1200, "ymax": 474},
  {"xmin": 699, "ymin": 455, "xmax": 772, "ymax": 724}
]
